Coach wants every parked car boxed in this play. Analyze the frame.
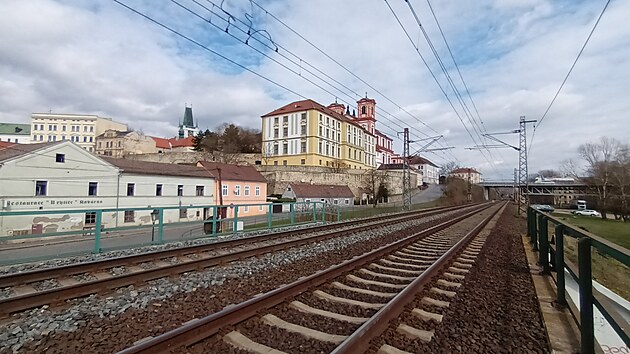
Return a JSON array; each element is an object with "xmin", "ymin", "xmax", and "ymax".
[
  {"xmin": 533, "ymin": 204, "xmax": 555, "ymax": 212},
  {"xmin": 573, "ymin": 209, "xmax": 601, "ymax": 217}
]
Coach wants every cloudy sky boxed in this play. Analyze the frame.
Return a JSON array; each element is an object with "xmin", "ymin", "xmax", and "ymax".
[{"xmin": 1, "ymin": 0, "xmax": 627, "ymax": 179}]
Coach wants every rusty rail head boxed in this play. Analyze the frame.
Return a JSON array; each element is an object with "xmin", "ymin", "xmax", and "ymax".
[
  {"xmin": 116, "ymin": 203, "xmax": 495, "ymax": 354},
  {"xmin": 331, "ymin": 202, "xmax": 506, "ymax": 354}
]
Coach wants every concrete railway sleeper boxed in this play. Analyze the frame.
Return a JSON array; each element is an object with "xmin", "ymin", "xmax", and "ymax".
[
  {"xmin": 0, "ymin": 204, "xmax": 481, "ymax": 317},
  {"xmin": 115, "ymin": 202, "xmax": 504, "ymax": 354}
]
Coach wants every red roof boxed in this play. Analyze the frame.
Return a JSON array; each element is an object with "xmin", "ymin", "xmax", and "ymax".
[
  {"xmin": 197, "ymin": 161, "xmax": 267, "ymax": 183},
  {"xmin": 287, "ymin": 183, "xmax": 354, "ymax": 198},
  {"xmin": 262, "ymin": 99, "xmax": 371, "ymax": 134},
  {"xmin": 150, "ymin": 136, "xmax": 195, "ymax": 149},
  {"xmin": 451, "ymin": 167, "xmax": 481, "ymax": 175},
  {"xmin": 0, "ymin": 141, "xmax": 16, "ymax": 149},
  {"xmin": 408, "ymin": 155, "xmax": 437, "ymax": 167}
]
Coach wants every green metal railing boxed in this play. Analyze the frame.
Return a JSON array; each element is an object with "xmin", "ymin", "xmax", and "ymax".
[{"xmin": 528, "ymin": 207, "xmax": 630, "ymax": 354}]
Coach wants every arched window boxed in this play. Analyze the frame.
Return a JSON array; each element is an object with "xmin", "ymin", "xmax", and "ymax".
[{"xmin": 361, "ymin": 106, "xmax": 366, "ymax": 115}]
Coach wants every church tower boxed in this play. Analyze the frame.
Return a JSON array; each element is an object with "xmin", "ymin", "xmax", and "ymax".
[
  {"xmin": 178, "ymin": 105, "xmax": 199, "ymax": 138},
  {"xmin": 355, "ymin": 96, "xmax": 376, "ymax": 134}
]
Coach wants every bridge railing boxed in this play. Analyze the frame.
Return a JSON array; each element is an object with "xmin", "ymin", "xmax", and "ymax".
[{"xmin": 527, "ymin": 207, "xmax": 630, "ymax": 354}]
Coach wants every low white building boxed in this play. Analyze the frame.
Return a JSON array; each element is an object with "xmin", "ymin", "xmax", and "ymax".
[
  {"xmin": 0, "ymin": 141, "xmax": 215, "ymax": 237},
  {"xmin": 281, "ymin": 183, "xmax": 355, "ymax": 208},
  {"xmin": 450, "ymin": 167, "xmax": 483, "ymax": 184},
  {"xmin": 408, "ymin": 156, "xmax": 439, "ymax": 184},
  {"xmin": 0, "ymin": 123, "xmax": 31, "ymax": 144}
]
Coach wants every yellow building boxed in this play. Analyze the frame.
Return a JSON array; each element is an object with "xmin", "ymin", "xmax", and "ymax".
[
  {"xmin": 31, "ymin": 113, "xmax": 128, "ymax": 153},
  {"xmin": 261, "ymin": 99, "xmax": 376, "ymax": 169}
]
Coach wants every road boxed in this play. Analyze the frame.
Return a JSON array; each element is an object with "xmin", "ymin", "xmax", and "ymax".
[{"xmin": 411, "ymin": 183, "xmax": 444, "ymax": 204}]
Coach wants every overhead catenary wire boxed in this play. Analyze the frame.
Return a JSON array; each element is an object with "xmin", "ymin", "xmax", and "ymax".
[{"xmin": 529, "ymin": 0, "xmax": 611, "ymax": 157}]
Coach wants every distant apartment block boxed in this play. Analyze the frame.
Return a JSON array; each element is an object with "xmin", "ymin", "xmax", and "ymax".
[
  {"xmin": 0, "ymin": 123, "xmax": 30, "ymax": 144},
  {"xmin": 31, "ymin": 113, "xmax": 128, "ymax": 152}
]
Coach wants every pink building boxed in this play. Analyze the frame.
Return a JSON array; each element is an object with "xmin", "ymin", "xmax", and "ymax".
[
  {"xmin": 197, "ymin": 161, "xmax": 268, "ymax": 217},
  {"xmin": 375, "ymin": 129, "xmax": 394, "ymax": 166}
]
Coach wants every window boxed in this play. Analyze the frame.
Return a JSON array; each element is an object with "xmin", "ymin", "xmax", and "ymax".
[
  {"xmin": 283, "ymin": 116, "xmax": 288, "ymax": 124},
  {"xmin": 39, "ymin": 124, "xmax": 44, "ymax": 130},
  {"xmin": 301, "ymin": 159, "xmax": 305, "ymax": 165},
  {"xmin": 90, "ymin": 137, "xmax": 93, "ymax": 142},
  {"xmin": 318, "ymin": 142, "xmax": 322, "ymax": 154},
  {"xmin": 88, "ymin": 182, "xmax": 98, "ymax": 196},
  {"xmin": 283, "ymin": 143, "xmax": 288, "ymax": 154},
  {"xmin": 35, "ymin": 181, "xmax": 47, "ymax": 196},
  {"xmin": 362, "ymin": 106, "xmax": 366, "ymax": 114},
  {"xmin": 273, "ymin": 128, "xmax": 278, "ymax": 138},
  {"xmin": 333, "ymin": 199, "xmax": 338, "ymax": 205},
  {"xmin": 222, "ymin": 184, "xmax": 228, "ymax": 196},
  {"xmin": 62, "ymin": 126, "xmax": 66, "ymax": 132},
  {"xmin": 301, "ymin": 113, "xmax": 306, "ymax": 120},
  {"xmin": 118, "ymin": 141, "xmax": 121, "ymax": 147},
  {"xmin": 255, "ymin": 186, "xmax": 260, "ymax": 196},
  {"xmin": 179, "ymin": 208, "xmax": 187, "ymax": 218},
  {"xmin": 85, "ymin": 212, "xmax": 96, "ymax": 225},
  {"xmin": 243, "ymin": 206, "xmax": 249, "ymax": 213},
  {"xmin": 127, "ymin": 183, "xmax": 135, "ymax": 196},
  {"xmin": 98, "ymin": 142, "xmax": 101, "ymax": 148},
  {"xmin": 283, "ymin": 160, "xmax": 287, "ymax": 166},
  {"xmin": 301, "ymin": 141, "xmax": 306, "ymax": 153},
  {"xmin": 345, "ymin": 199, "xmax": 349, "ymax": 205},
  {"xmin": 274, "ymin": 161, "xmax": 278, "ymax": 166},
  {"xmin": 319, "ymin": 126, "xmax": 323, "ymax": 136},
  {"xmin": 90, "ymin": 126, "xmax": 94, "ymax": 132},
  {"xmin": 244, "ymin": 186, "xmax": 250, "ymax": 196},
  {"xmin": 274, "ymin": 117, "xmax": 279, "ymax": 124},
  {"xmin": 283, "ymin": 127, "xmax": 288, "ymax": 137},
  {"xmin": 83, "ymin": 136, "xmax": 87, "ymax": 142},
  {"xmin": 33, "ymin": 125, "xmax": 37, "ymax": 131},
  {"xmin": 196, "ymin": 185, "xmax": 204, "ymax": 196},
  {"xmin": 61, "ymin": 136, "xmax": 65, "ymax": 141},
  {"xmin": 305, "ymin": 199, "xmax": 311, "ymax": 203},
  {"xmin": 156, "ymin": 184, "xmax": 163, "ymax": 196},
  {"xmin": 55, "ymin": 153, "xmax": 65, "ymax": 163},
  {"xmin": 48, "ymin": 125, "xmax": 53, "ymax": 130},
  {"xmin": 124, "ymin": 210, "xmax": 135, "ymax": 223},
  {"xmin": 177, "ymin": 185, "xmax": 183, "ymax": 196},
  {"xmin": 234, "ymin": 185, "xmax": 241, "ymax": 196},
  {"xmin": 273, "ymin": 144, "xmax": 279, "ymax": 155},
  {"xmin": 259, "ymin": 205, "xmax": 264, "ymax": 211},
  {"xmin": 83, "ymin": 126, "xmax": 87, "ymax": 132},
  {"xmin": 301, "ymin": 125, "xmax": 306, "ymax": 135}
]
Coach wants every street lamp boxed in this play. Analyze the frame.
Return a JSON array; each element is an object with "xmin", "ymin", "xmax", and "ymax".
[{"xmin": 150, "ymin": 209, "xmax": 159, "ymax": 243}]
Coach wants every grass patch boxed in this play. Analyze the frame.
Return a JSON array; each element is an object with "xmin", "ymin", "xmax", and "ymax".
[{"xmin": 551, "ymin": 213, "xmax": 630, "ymax": 250}]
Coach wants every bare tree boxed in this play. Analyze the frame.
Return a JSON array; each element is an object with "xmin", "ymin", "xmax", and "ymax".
[
  {"xmin": 578, "ymin": 137, "xmax": 622, "ymax": 219},
  {"xmin": 363, "ymin": 169, "xmax": 389, "ymax": 208},
  {"xmin": 611, "ymin": 144, "xmax": 630, "ymax": 220},
  {"xmin": 439, "ymin": 161, "xmax": 459, "ymax": 177}
]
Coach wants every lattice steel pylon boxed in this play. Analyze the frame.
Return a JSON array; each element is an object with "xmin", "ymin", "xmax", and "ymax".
[
  {"xmin": 518, "ymin": 116, "xmax": 537, "ymax": 214},
  {"xmin": 402, "ymin": 128, "xmax": 412, "ymax": 210}
]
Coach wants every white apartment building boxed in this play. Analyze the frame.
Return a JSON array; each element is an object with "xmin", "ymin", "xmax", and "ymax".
[
  {"xmin": 30, "ymin": 113, "xmax": 128, "ymax": 152},
  {"xmin": 0, "ymin": 141, "xmax": 215, "ymax": 236},
  {"xmin": 408, "ymin": 156, "xmax": 440, "ymax": 184}
]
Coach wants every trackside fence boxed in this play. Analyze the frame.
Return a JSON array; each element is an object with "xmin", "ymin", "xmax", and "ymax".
[{"xmin": 528, "ymin": 207, "xmax": 630, "ymax": 354}]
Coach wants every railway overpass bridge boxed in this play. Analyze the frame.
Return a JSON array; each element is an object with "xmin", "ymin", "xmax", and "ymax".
[{"xmin": 479, "ymin": 180, "xmax": 590, "ymax": 206}]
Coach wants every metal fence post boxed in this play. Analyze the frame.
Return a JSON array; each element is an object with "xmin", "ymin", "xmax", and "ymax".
[
  {"xmin": 157, "ymin": 208, "xmax": 164, "ymax": 244},
  {"xmin": 337, "ymin": 206, "xmax": 341, "ymax": 222},
  {"xmin": 212, "ymin": 205, "xmax": 217, "ymax": 235},
  {"xmin": 539, "ymin": 216, "xmax": 549, "ymax": 273},
  {"xmin": 527, "ymin": 208, "xmax": 532, "ymax": 236},
  {"xmin": 233, "ymin": 206, "xmax": 238, "ymax": 235},
  {"xmin": 533, "ymin": 214, "xmax": 542, "ymax": 251},
  {"xmin": 268, "ymin": 204, "xmax": 273, "ymax": 230},
  {"xmin": 92, "ymin": 210, "xmax": 102, "ymax": 254},
  {"xmin": 312, "ymin": 202, "xmax": 316, "ymax": 222},
  {"xmin": 290, "ymin": 203, "xmax": 295, "ymax": 225},
  {"xmin": 555, "ymin": 225, "xmax": 566, "ymax": 306},
  {"xmin": 321, "ymin": 203, "xmax": 325, "ymax": 224},
  {"xmin": 578, "ymin": 237, "xmax": 594, "ymax": 354}
]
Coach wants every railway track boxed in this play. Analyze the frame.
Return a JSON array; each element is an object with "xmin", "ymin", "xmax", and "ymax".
[
  {"xmin": 0, "ymin": 204, "xmax": 478, "ymax": 318},
  {"xmin": 115, "ymin": 201, "xmax": 505, "ymax": 354}
]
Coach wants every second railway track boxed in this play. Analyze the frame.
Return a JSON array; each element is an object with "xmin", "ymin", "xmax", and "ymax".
[{"xmin": 0, "ymin": 203, "xmax": 480, "ymax": 317}]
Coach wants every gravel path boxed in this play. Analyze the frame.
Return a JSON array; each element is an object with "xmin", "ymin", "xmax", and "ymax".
[{"xmin": 2, "ymin": 208, "xmax": 472, "ymax": 354}]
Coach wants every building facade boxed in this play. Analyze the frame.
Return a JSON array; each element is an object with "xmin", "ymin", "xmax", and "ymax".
[
  {"xmin": 450, "ymin": 167, "xmax": 482, "ymax": 184},
  {"xmin": 197, "ymin": 161, "xmax": 268, "ymax": 217},
  {"xmin": 0, "ymin": 141, "xmax": 215, "ymax": 237},
  {"xmin": 151, "ymin": 136, "xmax": 195, "ymax": 153},
  {"xmin": 408, "ymin": 156, "xmax": 439, "ymax": 184},
  {"xmin": 281, "ymin": 183, "xmax": 355, "ymax": 207},
  {"xmin": 261, "ymin": 99, "xmax": 377, "ymax": 169},
  {"xmin": 30, "ymin": 113, "xmax": 128, "ymax": 152},
  {"xmin": 375, "ymin": 130, "xmax": 394, "ymax": 166},
  {"xmin": 0, "ymin": 123, "xmax": 31, "ymax": 144},
  {"xmin": 95, "ymin": 130, "xmax": 157, "ymax": 157}
]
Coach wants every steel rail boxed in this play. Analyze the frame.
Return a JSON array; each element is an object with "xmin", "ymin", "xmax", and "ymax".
[
  {"xmin": 332, "ymin": 201, "xmax": 506, "ymax": 353},
  {"xmin": 0, "ymin": 204, "xmax": 476, "ymax": 317},
  {"xmin": 0, "ymin": 204, "xmax": 464, "ymax": 288},
  {"xmin": 115, "ymin": 203, "xmax": 496, "ymax": 354}
]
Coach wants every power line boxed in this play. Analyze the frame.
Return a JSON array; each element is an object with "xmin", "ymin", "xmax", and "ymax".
[
  {"xmin": 529, "ymin": 0, "xmax": 611, "ymax": 155},
  {"xmin": 385, "ymin": 0, "xmax": 497, "ymax": 173}
]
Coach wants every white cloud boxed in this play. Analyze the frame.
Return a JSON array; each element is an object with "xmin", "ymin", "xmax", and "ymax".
[{"xmin": 0, "ymin": 0, "xmax": 628, "ymax": 179}]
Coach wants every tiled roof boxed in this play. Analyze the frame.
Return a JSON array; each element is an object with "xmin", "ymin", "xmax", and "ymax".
[
  {"xmin": 408, "ymin": 155, "xmax": 438, "ymax": 167},
  {"xmin": 374, "ymin": 129, "xmax": 393, "ymax": 140},
  {"xmin": 261, "ymin": 99, "xmax": 371, "ymax": 134},
  {"xmin": 150, "ymin": 136, "xmax": 195, "ymax": 149},
  {"xmin": 378, "ymin": 163, "xmax": 406, "ymax": 170},
  {"xmin": 0, "ymin": 142, "xmax": 61, "ymax": 163},
  {"xmin": 197, "ymin": 161, "xmax": 267, "ymax": 183},
  {"xmin": 96, "ymin": 130, "xmax": 133, "ymax": 138},
  {"xmin": 0, "ymin": 123, "xmax": 31, "ymax": 135},
  {"xmin": 288, "ymin": 183, "xmax": 354, "ymax": 198},
  {"xmin": 103, "ymin": 157, "xmax": 211, "ymax": 178},
  {"xmin": 451, "ymin": 167, "xmax": 481, "ymax": 175}
]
